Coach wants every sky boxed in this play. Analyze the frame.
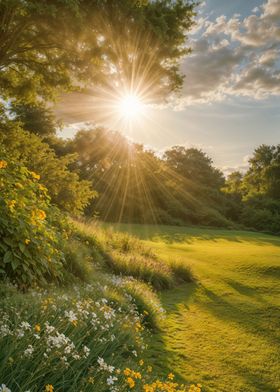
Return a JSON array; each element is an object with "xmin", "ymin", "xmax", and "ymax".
[{"xmin": 57, "ymin": 0, "xmax": 280, "ymax": 174}]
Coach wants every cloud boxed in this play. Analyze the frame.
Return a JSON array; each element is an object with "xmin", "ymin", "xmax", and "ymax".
[{"xmin": 176, "ymin": 0, "xmax": 280, "ymax": 107}]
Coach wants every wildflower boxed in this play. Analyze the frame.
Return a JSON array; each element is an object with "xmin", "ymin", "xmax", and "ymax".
[
  {"xmin": 147, "ymin": 365, "xmax": 152, "ymax": 373},
  {"xmin": 123, "ymin": 368, "xmax": 131, "ymax": 376},
  {"xmin": 7, "ymin": 200, "xmax": 16, "ymax": 211},
  {"xmin": 143, "ymin": 386, "xmax": 154, "ymax": 392},
  {"xmin": 83, "ymin": 345, "xmax": 90, "ymax": 357},
  {"xmin": 24, "ymin": 345, "xmax": 34, "ymax": 357},
  {"xmin": 34, "ymin": 324, "xmax": 41, "ymax": 332},
  {"xmin": 64, "ymin": 310, "xmax": 77, "ymax": 324},
  {"xmin": 139, "ymin": 359, "xmax": 144, "ymax": 366},
  {"xmin": 0, "ymin": 160, "xmax": 7, "ymax": 169},
  {"xmin": 45, "ymin": 385, "xmax": 54, "ymax": 392},
  {"xmin": 168, "ymin": 373, "xmax": 174, "ymax": 380},
  {"xmin": 25, "ymin": 239, "xmax": 30, "ymax": 245},
  {"xmin": 126, "ymin": 377, "xmax": 135, "ymax": 389},
  {"xmin": 107, "ymin": 376, "xmax": 117, "ymax": 386},
  {"xmin": 38, "ymin": 184, "xmax": 47, "ymax": 192},
  {"xmin": 0, "ymin": 384, "xmax": 11, "ymax": 392},
  {"xmin": 30, "ymin": 171, "xmax": 40, "ymax": 180},
  {"xmin": 20, "ymin": 321, "xmax": 31, "ymax": 331},
  {"xmin": 37, "ymin": 209, "xmax": 46, "ymax": 220}
]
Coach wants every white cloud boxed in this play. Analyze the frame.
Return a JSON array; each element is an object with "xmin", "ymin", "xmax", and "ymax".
[{"xmin": 176, "ymin": 0, "xmax": 280, "ymax": 107}]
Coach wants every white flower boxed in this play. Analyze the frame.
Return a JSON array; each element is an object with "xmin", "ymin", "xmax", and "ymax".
[
  {"xmin": 132, "ymin": 350, "xmax": 137, "ymax": 357},
  {"xmin": 83, "ymin": 345, "xmax": 90, "ymax": 357},
  {"xmin": 64, "ymin": 310, "xmax": 77, "ymax": 323},
  {"xmin": 0, "ymin": 384, "xmax": 11, "ymax": 392},
  {"xmin": 24, "ymin": 345, "xmax": 34, "ymax": 357},
  {"xmin": 108, "ymin": 365, "xmax": 115, "ymax": 373},
  {"xmin": 107, "ymin": 376, "xmax": 117, "ymax": 385},
  {"xmin": 0, "ymin": 324, "xmax": 11, "ymax": 337},
  {"xmin": 19, "ymin": 321, "xmax": 31, "ymax": 331}
]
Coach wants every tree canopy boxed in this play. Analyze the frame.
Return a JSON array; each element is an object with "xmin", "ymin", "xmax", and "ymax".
[{"xmin": 0, "ymin": 0, "xmax": 196, "ymax": 104}]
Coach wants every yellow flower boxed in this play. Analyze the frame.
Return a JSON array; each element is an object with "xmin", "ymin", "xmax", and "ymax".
[
  {"xmin": 25, "ymin": 239, "xmax": 30, "ymax": 245},
  {"xmin": 7, "ymin": 200, "xmax": 16, "ymax": 211},
  {"xmin": 147, "ymin": 365, "xmax": 152, "ymax": 373},
  {"xmin": 143, "ymin": 386, "xmax": 154, "ymax": 392},
  {"xmin": 124, "ymin": 368, "xmax": 131, "ymax": 376},
  {"xmin": 0, "ymin": 160, "xmax": 7, "ymax": 169},
  {"xmin": 38, "ymin": 184, "xmax": 47, "ymax": 192},
  {"xmin": 139, "ymin": 359, "xmax": 144, "ymax": 366},
  {"xmin": 143, "ymin": 310, "xmax": 149, "ymax": 316},
  {"xmin": 37, "ymin": 209, "xmax": 46, "ymax": 220},
  {"xmin": 45, "ymin": 385, "xmax": 54, "ymax": 392},
  {"xmin": 15, "ymin": 182, "xmax": 23, "ymax": 189},
  {"xmin": 126, "ymin": 377, "xmax": 135, "ymax": 389},
  {"xmin": 168, "ymin": 373, "xmax": 174, "ymax": 380},
  {"xmin": 87, "ymin": 377, "xmax": 94, "ymax": 384},
  {"xmin": 35, "ymin": 324, "xmax": 41, "ymax": 333},
  {"xmin": 30, "ymin": 171, "xmax": 40, "ymax": 180}
]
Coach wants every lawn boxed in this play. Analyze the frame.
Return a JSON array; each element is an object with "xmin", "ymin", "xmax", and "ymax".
[{"xmin": 105, "ymin": 224, "xmax": 280, "ymax": 392}]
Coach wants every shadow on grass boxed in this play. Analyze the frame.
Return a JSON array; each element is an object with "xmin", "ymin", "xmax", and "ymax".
[
  {"xmin": 107, "ymin": 223, "xmax": 280, "ymax": 247},
  {"xmin": 200, "ymin": 283, "xmax": 280, "ymax": 350},
  {"xmin": 145, "ymin": 279, "xmax": 280, "ymax": 391},
  {"xmin": 144, "ymin": 282, "xmax": 197, "ymax": 382}
]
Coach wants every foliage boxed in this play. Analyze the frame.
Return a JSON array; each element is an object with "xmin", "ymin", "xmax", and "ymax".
[
  {"xmin": 0, "ymin": 0, "xmax": 196, "ymax": 104},
  {"xmin": 0, "ymin": 151, "xmax": 66, "ymax": 287},
  {"xmin": 0, "ymin": 121, "xmax": 96, "ymax": 215},
  {"xmin": 224, "ymin": 144, "xmax": 280, "ymax": 233},
  {"xmin": 164, "ymin": 146, "xmax": 224, "ymax": 189},
  {"xmin": 57, "ymin": 128, "xmax": 233, "ymax": 228},
  {"xmin": 0, "ymin": 281, "xmax": 148, "ymax": 391},
  {"xmin": 9, "ymin": 102, "xmax": 60, "ymax": 137}
]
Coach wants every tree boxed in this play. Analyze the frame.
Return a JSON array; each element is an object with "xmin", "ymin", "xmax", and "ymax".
[
  {"xmin": 10, "ymin": 102, "xmax": 59, "ymax": 137},
  {"xmin": 164, "ymin": 146, "xmax": 224, "ymax": 189},
  {"xmin": 0, "ymin": 0, "xmax": 196, "ymax": 104},
  {"xmin": 243, "ymin": 144, "xmax": 280, "ymax": 199}
]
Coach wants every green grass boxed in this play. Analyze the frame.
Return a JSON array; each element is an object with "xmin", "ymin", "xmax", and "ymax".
[{"xmin": 104, "ymin": 223, "xmax": 280, "ymax": 392}]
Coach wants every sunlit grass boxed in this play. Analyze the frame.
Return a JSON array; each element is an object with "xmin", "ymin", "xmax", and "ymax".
[{"xmin": 106, "ymin": 223, "xmax": 280, "ymax": 392}]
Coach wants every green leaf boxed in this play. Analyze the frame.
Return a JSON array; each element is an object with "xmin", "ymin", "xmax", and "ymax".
[{"xmin": 3, "ymin": 251, "xmax": 13, "ymax": 264}]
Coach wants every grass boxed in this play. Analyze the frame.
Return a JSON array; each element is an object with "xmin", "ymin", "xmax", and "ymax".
[
  {"xmin": 104, "ymin": 223, "xmax": 280, "ymax": 392},
  {"xmin": 73, "ymin": 220, "xmax": 193, "ymax": 289},
  {"xmin": 0, "ymin": 221, "xmax": 200, "ymax": 392}
]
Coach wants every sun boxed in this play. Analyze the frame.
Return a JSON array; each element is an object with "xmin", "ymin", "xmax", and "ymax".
[{"xmin": 118, "ymin": 94, "xmax": 144, "ymax": 119}]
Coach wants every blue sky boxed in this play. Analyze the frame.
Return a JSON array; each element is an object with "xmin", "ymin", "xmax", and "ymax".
[{"xmin": 58, "ymin": 0, "xmax": 280, "ymax": 174}]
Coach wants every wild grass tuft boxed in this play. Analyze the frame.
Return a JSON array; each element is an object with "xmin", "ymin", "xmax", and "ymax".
[{"xmin": 121, "ymin": 280, "xmax": 165, "ymax": 330}]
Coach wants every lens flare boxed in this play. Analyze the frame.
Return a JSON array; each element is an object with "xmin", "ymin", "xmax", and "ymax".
[{"xmin": 118, "ymin": 94, "xmax": 144, "ymax": 119}]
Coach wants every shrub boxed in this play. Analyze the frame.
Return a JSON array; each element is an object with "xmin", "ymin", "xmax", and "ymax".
[{"xmin": 0, "ymin": 151, "xmax": 67, "ymax": 287}]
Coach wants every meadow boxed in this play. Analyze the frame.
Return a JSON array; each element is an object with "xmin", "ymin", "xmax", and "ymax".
[{"xmin": 104, "ymin": 224, "xmax": 280, "ymax": 392}]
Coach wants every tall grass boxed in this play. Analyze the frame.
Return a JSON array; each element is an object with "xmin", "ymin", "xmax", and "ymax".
[{"xmin": 71, "ymin": 220, "xmax": 194, "ymax": 290}]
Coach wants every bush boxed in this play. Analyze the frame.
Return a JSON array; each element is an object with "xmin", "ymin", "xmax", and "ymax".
[
  {"xmin": 0, "ymin": 124, "xmax": 96, "ymax": 215},
  {"xmin": 0, "ymin": 151, "xmax": 67, "ymax": 287}
]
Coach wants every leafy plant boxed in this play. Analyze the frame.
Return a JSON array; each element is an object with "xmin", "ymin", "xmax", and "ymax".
[{"xmin": 0, "ymin": 150, "xmax": 67, "ymax": 287}]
